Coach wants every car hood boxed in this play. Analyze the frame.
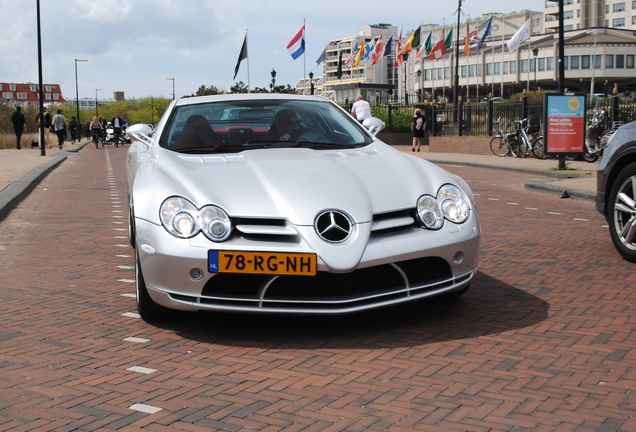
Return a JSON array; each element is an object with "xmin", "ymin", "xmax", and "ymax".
[{"xmin": 134, "ymin": 143, "xmax": 454, "ymax": 226}]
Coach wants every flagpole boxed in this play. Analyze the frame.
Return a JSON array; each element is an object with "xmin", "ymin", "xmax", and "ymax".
[
  {"xmin": 527, "ymin": 12, "xmax": 532, "ymax": 92},
  {"xmin": 246, "ymin": 29, "xmax": 251, "ymax": 93},
  {"xmin": 466, "ymin": 17, "xmax": 470, "ymax": 102},
  {"xmin": 491, "ymin": 14, "xmax": 495, "ymax": 96},
  {"xmin": 303, "ymin": 18, "xmax": 307, "ymax": 95},
  {"xmin": 501, "ymin": 15, "xmax": 504, "ymax": 97},
  {"xmin": 442, "ymin": 20, "xmax": 446, "ymax": 103}
]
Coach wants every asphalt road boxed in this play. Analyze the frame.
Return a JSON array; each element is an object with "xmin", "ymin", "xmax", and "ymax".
[{"xmin": 0, "ymin": 146, "xmax": 634, "ymax": 431}]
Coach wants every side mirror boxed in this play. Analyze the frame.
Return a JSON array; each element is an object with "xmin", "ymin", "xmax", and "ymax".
[{"xmin": 127, "ymin": 123, "xmax": 153, "ymax": 146}]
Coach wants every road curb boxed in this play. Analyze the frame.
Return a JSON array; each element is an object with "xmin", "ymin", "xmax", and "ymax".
[{"xmin": 524, "ymin": 181, "xmax": 596, "ymax": 201}]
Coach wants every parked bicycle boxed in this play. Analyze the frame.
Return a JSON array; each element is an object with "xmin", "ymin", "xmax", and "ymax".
[
  {"xmin": 512, "ymin": 117, "xmax": 544, "ymax": 159},
  {"xmin": 490, "ymin": 117, "xmax": 532, "ymax": 158}
]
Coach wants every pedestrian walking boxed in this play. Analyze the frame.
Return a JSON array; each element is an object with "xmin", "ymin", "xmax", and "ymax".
[
  {"xmin": 69, "ymin": 117, "xmax": 79, "ymax": 144},
  {"xmin": 350, "ymin": 94, "xmax": 371, "ymax": 123},
  {"xmin": 52, "ymin": 109, "xmax": 68, "ymax": 150},
  {"xmin": 36, "ymin": 108, "xmax": 52, "ymax": 149},
  {"xmin": 11, "ymin": 106, "xmax": 26, "ymax": 150},
  {"xmin": 110, "ymin": 113, "xmax": 123, "ymax": 148},
  {"xmin": 411, "ymin": 108, "xmax": 426, "ymax": 152}
]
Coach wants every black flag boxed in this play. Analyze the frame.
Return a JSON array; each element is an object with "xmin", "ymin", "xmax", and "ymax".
[
  {"xmin": 336, "ymin": 50, "xmax": 343, "ymax": 79},
  {"xmin": 233, "ymin": 34, "xmax": 248, "ymax": 80}
]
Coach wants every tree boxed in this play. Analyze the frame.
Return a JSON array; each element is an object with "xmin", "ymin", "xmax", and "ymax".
[
  {"xmin": 194, "ymin": 85, "xmax": 221, "ymax": 96},
  {"xmin": 252, "ymin": 87, "xmax": 270, "ymax": 93},
  {"xmin": 230, "ymin": 81, "xmax": 249, "ymax": 94},
  {"xmin": 273, "ymin": 84, "xmax": 297, "ymax": 94}
]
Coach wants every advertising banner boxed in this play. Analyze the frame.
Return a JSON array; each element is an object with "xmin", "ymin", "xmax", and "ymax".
[{"xmin": 544, "ymin": 93, "xmax": 586, "ymax": 155}]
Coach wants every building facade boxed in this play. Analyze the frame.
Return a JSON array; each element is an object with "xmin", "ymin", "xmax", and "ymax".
[{"xmin": 0, "ymin": 83, "xmax": 66, "ymax": 108}]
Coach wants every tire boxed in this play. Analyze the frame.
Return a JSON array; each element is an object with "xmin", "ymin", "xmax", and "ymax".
[
  {"xmin": 532, "ymin": 136, "xmax": 545, "ymax": 159},
  {"xmin": 136, "ymin": 251, "xmax": 175, "ymax": 320},
  {"xmin": 518, "ymin": 139, "xmax": 530, "ymax": 158},
  {"xmin": 607, "ymin": 162, "xmax": 636, "ymax": 263},
  {"xmin": 582, "ymin": 148, "xmax": 599, "ymax": 163},
  {"xmin": 490, "ymin": 136, "xmax": 509, "ymax": 157},
  {"xmin": 509, "ymin": 137, "xmax": 522, "ymax": 158}
]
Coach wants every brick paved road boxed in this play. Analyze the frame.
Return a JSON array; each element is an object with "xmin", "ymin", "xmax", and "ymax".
[{"xmin": 0, "ymin": 147, "xmax": 634, "ymax": 431}]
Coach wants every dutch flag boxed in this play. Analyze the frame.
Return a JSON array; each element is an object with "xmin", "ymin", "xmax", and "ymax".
[{"xmin": 287, "ymin": 25, "xmax": 305, "ymax": 60}]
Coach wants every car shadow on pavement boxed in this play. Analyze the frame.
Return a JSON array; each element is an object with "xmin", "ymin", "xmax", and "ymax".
[{"xmin": 151, "ymin": 271, "xmax": 549, "ymax": 349}]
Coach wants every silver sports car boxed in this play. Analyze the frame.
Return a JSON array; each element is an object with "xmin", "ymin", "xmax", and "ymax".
[{"xmin": 126, "ymin": 94, "xmax": 481, "ymax": 320}]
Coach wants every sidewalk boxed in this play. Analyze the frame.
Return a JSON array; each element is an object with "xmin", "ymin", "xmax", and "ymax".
[
  {"xmin": 0, "ymin": 139, "xmax": 89, "ymax": 222},
  {"xmin": 0, "ymin": 141, "xmax": 598, "ymax": 223}
]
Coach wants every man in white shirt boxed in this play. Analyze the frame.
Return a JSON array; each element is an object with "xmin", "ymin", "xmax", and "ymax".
[{"xmin": 350, "ymin": 94, "xmax": 371, "ymax": 123}]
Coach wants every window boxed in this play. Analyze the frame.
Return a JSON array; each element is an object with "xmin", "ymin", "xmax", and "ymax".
[
  {"xmin": 582, "ymin": 55, "xmax": 590, "ymax": 69},
  {"xmin": 503, "ymin": 61, "xmax": 508, "ymax": 74},
  {"xmin": 445, "ymin": 67, "xmax": 450, "ymax": 79},
  {"xmin": 425, "ymin": 69, "xmax": 431, "ymax": 80},
  {"xmin": 533, "ymin": 18, "xmax": 542, "ymax": 27},
  {"xmin": 45, "ymin": 94, "xmax": 51, "ymax": 100},
  {"xmin": 577, "ymin": 9, "xmax": 581, "ymax": 16},
  {"xmin": 509, "ymin": 61, "xmax": 516, "ymax": 73},
  {"xmin": 628, "ymin": 55, "xmax": 635, "ymax": 68},
  {"xmin": 469, "ymin": 64, "xmax": 475, "ymax": 77},
  {"xmin": 564, "ymin": 10, "xmax": 574, "ymax": 18},
  {"xmin": 571, "ymin": 56, "xmax": 580, "ymax": 69},
  {"xmin": 593, "ymin": 55, "xmax": 601, "ymax": 69},
  {"xmin": 17, "ymin": 93, "xmax": 27, "ymax": 99},
  {"xmin": 53, "ymin": 94, "xmax": 59, "ymax": 100},
  {"xmin": 494, "ymin": 62, "xmax": 501, "ymax": 75},
  {"xmin": 547, "ymin": 58, "xmax": 554, "ymax": 70},
  {"xmin": 461, "ymin": 65, "xmax": 467, "ymax": 77},
  {"xmin": 45, "ymin": 86, "xmax": 52, "ymax": 92},
  {"xmin": 477, "ymin": 64, "xmax": 482, "ymax": 76},
  {"xmin": 633, "ymin": 16, "xmax": 636, "ymax": 24},
  {"xmin": 614, "ymin": 2, "xmax": 626, "ymax": 11},
  {"xmin": 9, "ymin": 85, "xmax": 16, "ymax": 91},
  {"xmin": 564, "ymin": 0, "xmax": 573, "ymax": 4},
  {"xmin": 617, "ymin": 54, "xmax": 625, "ymax": 68},
  {"xmin": 613, "ymin": 17, "xmax": 626, "ymax": 26},
  {"xmin": 486, "ymin": 63, "xmax": 493, "ymax": 76},
  {"xmin": 3, "ymin": 92, "xmax": 13, "ymax": 99},
  {"xmin": 564, "ymin": 24, "xmax": 574, "ymax": 30},
  {"xmin": 30, "ymin": 85, "xmax": 37, "ymax": 92},
  {"xmin": 539, "ymin": 58, "xmax": 546, "ymax": 71},
  {"xmin": 633, "ymin": 0, "xmax": 636, "ymax": 8},
  {"xmin": 564, "ymin": 56, "xmax": 569, "ymax": 69},
  {"xmin": 606, "ymin": 4, "xmax": 610, "ymax": 12},
  {"xmin": 521, "ymin": 59, "xmax": 528, "ymax": 73},
  {"xmin": 606, "ymin": 54, "xmax": 614, "ymax": 68}
]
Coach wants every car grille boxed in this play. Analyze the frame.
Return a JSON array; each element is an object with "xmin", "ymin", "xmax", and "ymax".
[{"xmin": 168, "ymin": 257, "xmax": 471, "ymax": 313}]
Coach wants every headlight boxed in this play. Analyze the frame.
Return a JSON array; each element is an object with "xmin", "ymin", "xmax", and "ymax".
[
  {"xmin": 199, "ymin": 206, "xmax": 232, "ymax": 242},
  {"xmin": 416, "ymin": 184, "xmax": 471, "ymax": 230},
  {"xmin": 160, "ymin": 197, "xmax": 232, "ymax": 241}
]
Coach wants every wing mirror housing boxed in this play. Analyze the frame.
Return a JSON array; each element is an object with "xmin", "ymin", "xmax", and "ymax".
[{"xmin": 127, "ymin": 124, "xmax": 153, "ymax": 147}]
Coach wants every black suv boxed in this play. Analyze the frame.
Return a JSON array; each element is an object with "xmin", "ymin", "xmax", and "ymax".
[{"xmin": 596, "ymin": 120, "xmax": 636, "ymax": 262}]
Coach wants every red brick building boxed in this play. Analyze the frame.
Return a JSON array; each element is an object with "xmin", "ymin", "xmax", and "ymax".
[{"xmin": 0, "ymin": 82, "xmax": 66, "ymax": 108}]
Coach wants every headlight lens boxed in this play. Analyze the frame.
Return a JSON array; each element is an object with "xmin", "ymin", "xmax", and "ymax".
[
  {"xmin": 417, "ymin": 184, "xmax": 471, "ymax": 229},
  {"xmin": 160, "ymin": 197, "xmax": 232, "ymax": 241},
  {"xmin": 200, "ymin": 206, "xmax": 232, "ymax": 242}
]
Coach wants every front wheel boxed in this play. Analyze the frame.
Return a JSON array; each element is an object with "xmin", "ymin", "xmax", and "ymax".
[
  {"xmin": 490, "ymin": 136, "xmax": 509, "ymax": 157},
  {"xmin": 532, "ymin": 136, "xmax": 545, "ymax": 159},
  {"xmin": 583, "ymin": 148, "xmax": 599, "ymax": 163},
  {"xmin": 136, "ymin": 251, "xmax": 175, "ymax": 320},
  {"xmin": 607, "ymin": 162, "xmax": 636, "ymax": 263}
]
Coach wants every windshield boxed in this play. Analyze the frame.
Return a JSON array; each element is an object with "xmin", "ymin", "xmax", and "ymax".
[{"xmin": 159, "ymin": 98, "xmax": 373, "ymax": 153}]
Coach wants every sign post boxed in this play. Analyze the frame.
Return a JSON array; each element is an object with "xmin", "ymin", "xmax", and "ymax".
[{"xmin": 544, "ymin": 93, "xmax": 586, "ymax": 159}]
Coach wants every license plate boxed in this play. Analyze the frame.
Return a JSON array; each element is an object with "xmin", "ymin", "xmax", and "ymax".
[{"xmin": 208, "ymin": 251, "xmax": 316, "ymax": 276}]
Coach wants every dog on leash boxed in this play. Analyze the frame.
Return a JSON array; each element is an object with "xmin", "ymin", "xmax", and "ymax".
[{"xmin": 31, "ymin": 141, "xmax": 39, "ymax": 149}]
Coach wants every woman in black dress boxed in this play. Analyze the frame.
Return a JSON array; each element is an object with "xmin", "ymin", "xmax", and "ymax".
[{"xmin": 411, "ymin": 108, "xmax": 426, "ymax": 152}]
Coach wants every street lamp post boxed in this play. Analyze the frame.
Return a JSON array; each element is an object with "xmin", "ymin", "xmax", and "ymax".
[
  {"xmin": 403, "ymin": 52, "xmax": 409, "ymax": 105},
  {"xmin": 95, "ymin": 88, "xmax": 102, "ymax": 117},
  {"xmin": 586, "ymin": 29, "xmax": 599, "ymax": 100},
  {"xmin": 166, "ymin": 78, "xmax": 175, "ymax": 100},
  {"xmin": 308, "ymin": 71, "xmax": 314, "ymax": 95},
  {"xmin": 532, "ymin": 48, "xmax": 539, "ymax": 91},
  {"xmin": 75, "ymin": 59, "xmax": 87, "ymax": 129},
  {"xmin": 270, "ymin": 69, "xmax": 277, "ymax": 93}
]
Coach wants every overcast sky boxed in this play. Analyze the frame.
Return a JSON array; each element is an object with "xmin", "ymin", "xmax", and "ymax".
[{"xmin": 1, "ymin": 0, "xmax": 543, "ymax": 101}]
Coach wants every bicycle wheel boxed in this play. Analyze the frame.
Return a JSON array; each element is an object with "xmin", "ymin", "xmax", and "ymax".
[
  {"xmin": 509, "ymin": 137, "xmax": 521, "ymax": 158},
  {"xmin": 518, "ymin": 138, "xmax": 530, "ymax": 158},
  {"xmin": 490, "ymin": 136, "xmax": 509, "ymax": 157},
  {"xmin": 532, "ymin": 136, "xmax": 545, "ymax": 159}
]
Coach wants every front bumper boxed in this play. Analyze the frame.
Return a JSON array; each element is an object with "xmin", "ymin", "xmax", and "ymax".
[{"xmin": 135, "ymin": 216, "xmax": 480, "ymax": 314}]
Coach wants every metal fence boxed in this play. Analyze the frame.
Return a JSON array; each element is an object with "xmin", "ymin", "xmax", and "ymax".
[{"xmin": 343, "ymin": 97, "xmax": 636, "ymax": 136}]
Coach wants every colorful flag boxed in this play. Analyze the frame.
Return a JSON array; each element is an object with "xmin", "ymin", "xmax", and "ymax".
[
  {"xmin": 404, "ymin": 27, "xmax": 420, "ymax": 52},
  {"xmin": 469, "ymin": 25, "xmax": 480, "ymax": 46},
  {"xmin": 383, "ymin": 35, "xmax": 393, "ymax": 57},
  {"xmin": 233, "ymin": 34, "xmax": 248, "ymax": 80},
  {"xmin": 287, "ymin": 25, "xmax": 305, "ymax": 60},
  {"xmin": 393, "ymin": 28, "xmax": 403, "ymax": 67},
  {"xmin": 424, "ymin": 32, "xmax": 432, "ymax": 52},
  {"xmin": 361, "ymin": 39, "xmax": 373, "ymax": 62},
  {"xmin": 354, "ymin": 39, "xmax": 366, "ymax": 67},
  {"xmin": 429, "ymin": 28, "xmax": 446, "ymax": 61},
  {"xmin": 476, "ymin": 16, "xmax": 493, "ymax": 53},
  {"xmin": 415, "ymin": 46, "xmax": 423, "ymax": 60},
  {"xmin": 444, "ymin": 27, "xmax": 454, "ymax": 48},
  {"xmin": 506, "ymin": 18, "xmax": 531, "ymax": 52},
  {"xmin": 344, "ymin": 41, "xmax": 359, "ymax": 68},
  {"xmin": 371, "ymin": 33, "xmax": 384, "ymax": 65},
  {"xmin": 464, "ymin": 21, "xmax": 470, "ymax": 56},
  {"xmin": 315, "ymin": 48, "xmax": 326, "ymax": 66}
]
